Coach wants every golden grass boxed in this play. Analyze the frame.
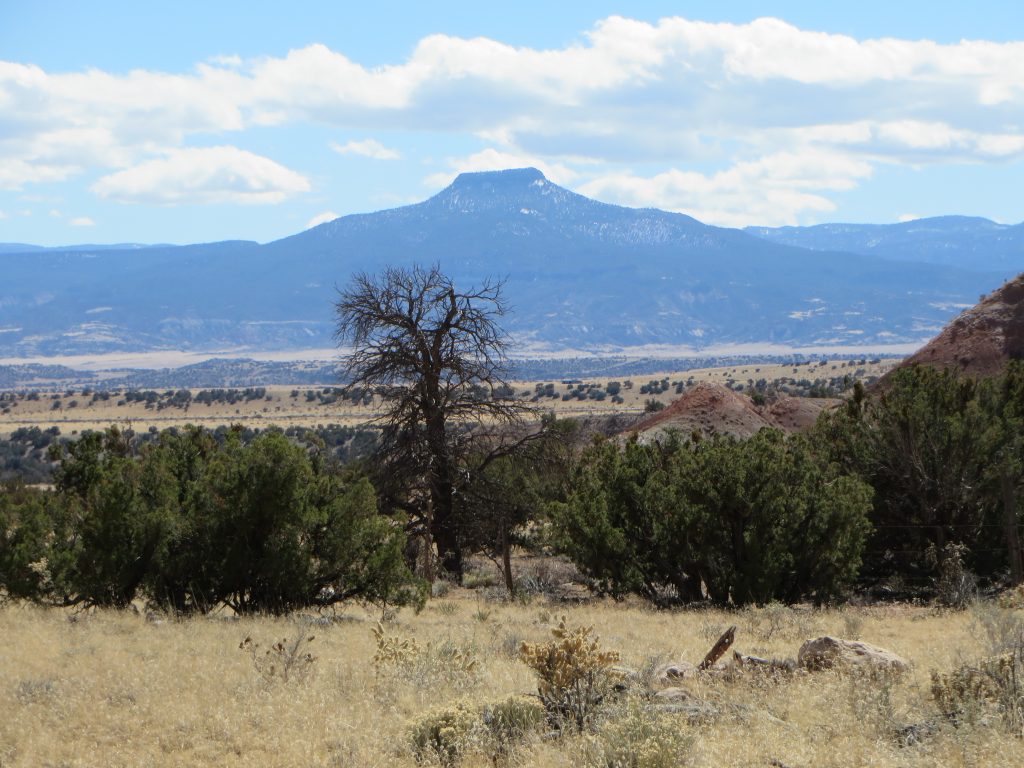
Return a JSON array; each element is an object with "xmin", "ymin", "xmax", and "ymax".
[{"xmin": 1, "ymin": 589, "xmax": 1021, "ymax": 767}]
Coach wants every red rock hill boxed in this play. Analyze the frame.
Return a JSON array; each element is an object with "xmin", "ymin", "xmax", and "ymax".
[
  {"xmin": 627, "ymin": 382, "xmax": 838, "ymax": 441},
  {"xmin": 892, "ymin": 273, "xmax": 1024, "ymax": 378}
]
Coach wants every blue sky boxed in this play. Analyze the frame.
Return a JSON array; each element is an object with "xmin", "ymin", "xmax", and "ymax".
[{"xmin": 2, "ymin": 1, "xmax": 1023, "ymax": 245}]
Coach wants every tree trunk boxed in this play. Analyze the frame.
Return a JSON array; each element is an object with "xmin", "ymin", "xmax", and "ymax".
[
  {"xmin": 431, "ymin": 478, "xmax": 463, "ymax": 580},
  {"xmin": 500, "ymin": 523, "xmax": 516, "ymax": 596},
  {"xmin": 1001, "ymin": 469, "xmax": 1024, "ymax": 586}
]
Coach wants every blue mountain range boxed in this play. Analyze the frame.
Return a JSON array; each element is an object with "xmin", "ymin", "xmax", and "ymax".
[{"xmin": 1, "ymin": 168, "xmax": 1019, "ymax": 357}]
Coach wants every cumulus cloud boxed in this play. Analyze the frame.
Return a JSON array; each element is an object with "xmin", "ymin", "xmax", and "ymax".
[
  {"xmin": 91, "ymin": 146, "xmax": 310, "ymax": 205},
  {"xmin": 579, "ymin": 150, "xmax": 874, "ymax": 227},
  {"xmin": 330, "ymin": 139, "xmax": 400, "ymax": 160},
  {"xmin": 1, "ymin": 15, "xmax": 1023, "ymax": 220},
  {"xmin": 69, "ymin": 216, "xmax": 95, "ymax": 226},
  {"xmin": 0, "ymin": 157, "xmax": 79, "ymax": 190},
  {"xmin": 305, "ymin": 210, "xmax": 340, "ymax": 228}
]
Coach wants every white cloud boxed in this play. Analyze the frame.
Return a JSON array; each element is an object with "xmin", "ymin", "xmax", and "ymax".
[
  {"xmin": 897, "ymin": 213, "xmax": 921, "ymax": 223},
  {"xmin": 49, "ymin": 208, "xmax": 61, "ymax": 218},
  {"xmin": 0, "ymin": 157, "xmax": 79, "ymax": 190},
  {"xmin": 0, "ymin": 210, "xmax": 7, "ymax": 220},
  {"xmin": 1, "ymin": 16, "xmax": 1023, "ymax": 220},
  {"xmin": 579, "ymin": 149, "xmax": 874, "ymax": 227},
  {"xmin": 305, "ymin": 210, "xmax": 340, "ymax": 228},
  {"xmin": 91, "ymin": 146, "xmax": 310, "ymax": 205},
  {"xmin": 329, "ymin": 138, "xmax": 400, "ymax": 160},
  {"xmin": 69, "ymin": 216, "xmax": 95, "ymax": 226}
]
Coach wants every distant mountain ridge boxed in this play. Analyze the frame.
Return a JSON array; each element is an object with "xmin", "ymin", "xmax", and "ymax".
[
  {"xmin": 0, "ymin": 169, "xmax": 1016, "ymax": 357},
  {"xmin": 746, "ymin": 216, "xmax": 1024, "ymax": 272}
]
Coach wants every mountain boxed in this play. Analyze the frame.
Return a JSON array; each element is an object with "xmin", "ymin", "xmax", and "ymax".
[
  {"xmin": 885, "ymin": 273, "xmax": 1024, "ymax": 378},
  {"xmin": 0, "ymin": 168, "xmax": 1010, "ymax": 357},
  {"xmin": 745, "ymin": 216, "xmax": 1024, "ymax": 272}
]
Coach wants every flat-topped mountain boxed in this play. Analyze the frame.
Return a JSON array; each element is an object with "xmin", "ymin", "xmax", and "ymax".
[{"xmin": 0, "ymin": 169, "xmax": 1010, "ymax": 357}]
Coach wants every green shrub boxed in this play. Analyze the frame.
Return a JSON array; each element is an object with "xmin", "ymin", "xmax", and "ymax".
[
  {"xmin": 0, "ymin": 426, "xmax": 423, "ymax": 615},
  {"xmin": 551, "ymin": 432, "xmax": 872, "ymax": 606}
]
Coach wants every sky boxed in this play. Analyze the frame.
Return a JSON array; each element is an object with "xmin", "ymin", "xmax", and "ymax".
[{"xmin": 1, "ymin": 0, "xmax": 1023, "ymax": 246}]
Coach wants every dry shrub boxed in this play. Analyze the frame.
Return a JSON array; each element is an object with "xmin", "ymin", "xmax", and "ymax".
[
  {"xmin": 929, "ymin": 543, "xmax": 977, "ymax": 610},
  {"xmin": 932, "ymin": 596, "xmax": 1024, "ymax": 733},
  {"xmin": 238, "ymin": 629, "xmax": 316, "ymax": 684},
  {"xmin": 580, "ymin": 698, "xmax": 693, "ymax": 768},
  {"xmin": 372, "ymin": 620, "xmax": 479, "ymax": 693},
  {"xmin": 744, "ymin": 602, "xmax": 820, "ymax": 642},
  {"xmin": 998, "ymin": 584, "xmax": 1024, "ymax": 610},
  {"xmin": 408, "ymin": 695, "xmax": 546, "ymax": 766},
  {"xmin": 483, "ymin": 695, "xmax": 548, "ymax": 759},
  {"xmin": 409, "ymin": 700, "xmax": 482, "ymax": 766},
  {"xmin": 931, "ymin": 646, "xmax": 1024, "ymax": 733},
  {"xmin": 372, "ymin": 618, "xmax": 421, "ymax": 665},
  {"xmin": 520, "ymin": 617, "xmax": 620, "ymax": 731}
]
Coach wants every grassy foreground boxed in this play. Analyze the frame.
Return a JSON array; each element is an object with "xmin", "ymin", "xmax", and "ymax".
[{"xmin": 1, "ymin": 589, "xmax": 1022, "ymax": 767}]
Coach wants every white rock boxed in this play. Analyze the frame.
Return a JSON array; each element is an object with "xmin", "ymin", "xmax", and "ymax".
[{"xmin": 798, "ymin": 636, "xmax": 909, "ymax": 674}]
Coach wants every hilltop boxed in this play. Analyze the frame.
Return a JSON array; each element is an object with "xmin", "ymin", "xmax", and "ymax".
[{"xmin": 628, "ymin": 382, "xmax": 838, "ymax": 441}]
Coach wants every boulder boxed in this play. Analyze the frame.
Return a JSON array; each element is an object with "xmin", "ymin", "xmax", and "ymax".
[
  {"xmin": 652, "ymin": 660, "xmax": 698, "ymax": 687},
  {"xmin": 798, "ymin": 636, "xmax": 909, "ymax": 674}
]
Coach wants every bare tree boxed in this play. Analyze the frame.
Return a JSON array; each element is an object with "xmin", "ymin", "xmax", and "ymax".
[{"xmin": 335, "ymin": 264, "xmax": 533, "ymax": 579}]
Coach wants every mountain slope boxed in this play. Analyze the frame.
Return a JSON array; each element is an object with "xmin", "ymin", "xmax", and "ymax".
[
  {"xmin": 885, "ymin": 273, "xmax": 1024, "ymax": 378},
  {"xmin": 0, "ymin": 169, "xmax": 1006, "ymax": 356}
]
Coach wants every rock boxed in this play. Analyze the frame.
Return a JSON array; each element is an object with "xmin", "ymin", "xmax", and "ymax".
[
  {"xmin": 798, "ymin": 636, "xmax": 909, "ymax": 674},
  {"xmin": 893, "ymin": 720, "xmax": 939, "ymax": 747},
  {"xmin": 652, "ymin": 660, "xmax": 698, "ymax": 687},
  {"xmin": 651, "ymin": 687, "xmax": 717, "ymax": 720},
  {"xmin": 653, "ymin": 686, "xmax": 696, "ymax": 703},
  {"xmin": 733, "ymin": 652, "xmax": 797, "ymax": 674}
]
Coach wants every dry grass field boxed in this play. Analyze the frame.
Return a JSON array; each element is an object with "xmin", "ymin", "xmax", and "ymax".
[
  {"xmin": 2, "ymin": 568, "xmax": 1022, "ymax": 768},
  {"xmin": 0, "ymin": 358, "xmax": 899, "ymax": 437}
]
